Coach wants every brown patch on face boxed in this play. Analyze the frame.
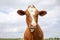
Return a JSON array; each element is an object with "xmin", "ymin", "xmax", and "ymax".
[
  {"xmin": 34, "ymin": 11, "xmax": 38, "ymax": 23},
  {"xmin": 26, "ymin": 11, "xmax": 32, "ymax": 26}
]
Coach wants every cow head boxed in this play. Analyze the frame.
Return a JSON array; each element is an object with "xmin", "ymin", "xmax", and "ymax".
[{"xmin": 17, "ymin": 5, "xmax": 47, "ymax": 32}]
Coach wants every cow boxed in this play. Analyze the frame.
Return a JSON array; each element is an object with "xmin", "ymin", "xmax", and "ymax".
[{"xmin": 17, "ymin": 5, "xmax": 47, "ymax": 40}]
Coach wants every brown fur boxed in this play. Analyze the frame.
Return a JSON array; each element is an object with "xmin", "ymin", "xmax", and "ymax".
[
  {"xmin": 24, "ymin": 25, "xmax": 43, "ymax": 40},
  {"xmin": 17, "ymin": 5, "xmax": 47, "ymax": 40}
]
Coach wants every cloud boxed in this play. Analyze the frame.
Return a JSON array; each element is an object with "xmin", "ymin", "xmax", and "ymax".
[
  {"xmin": 40, "ymin": 0, "xmax": 56, "ymax": 5},
  {"xmin": 0, "ymin": 0, "xmax": 57, "ymax": 10},
  {"xmin": 1, "ymin": 27, "xmax": 18, "ymax": 33},
  {"xmin": 38, "ymin": 6, "xmax": 60, "ymax": 38},
  {"xmin": 0, "ymin": 0, "xmax": 40, "ymax": 9},
  {"xmin": 0, "ymin": 0, "xmax": 60, "ymax": 38},
  {"xmin": 0, "ymin": 7, "xmax": 26, "ymax": 38},
  {"xmin": 0, "ymin": 7, "xmax": 24, "ymax": 23}
]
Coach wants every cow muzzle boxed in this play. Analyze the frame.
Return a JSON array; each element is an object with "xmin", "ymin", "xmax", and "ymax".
[{"xmin": 29, "ymin": 24, "xmax": 37, "ymax": 32}]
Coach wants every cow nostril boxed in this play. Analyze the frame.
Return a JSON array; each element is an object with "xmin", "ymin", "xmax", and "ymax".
[
  {"xmin": 31, "ymin": 24, "xmax": 33, "ymax": 26},
  {"xmin": 30, "ymin": 25, "xmax": 34, "ymax": 28},
  {"xmin": 30, "ymin": 24, "xmax": 37, "ymax": 28}
]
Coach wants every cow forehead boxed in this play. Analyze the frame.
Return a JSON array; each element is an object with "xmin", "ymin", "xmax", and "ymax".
[
  {"xmin": 28, "ymin": 7, "xmax": 36, "ymax": 15},
  {"xmin": 28, "ymin": 7, "xmax": 37, "ymax": 26}
]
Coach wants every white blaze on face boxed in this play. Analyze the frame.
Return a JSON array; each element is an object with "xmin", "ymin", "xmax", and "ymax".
[{"xmin": 28, "ymin": 7, "xmax": 36, "ymax": 26}]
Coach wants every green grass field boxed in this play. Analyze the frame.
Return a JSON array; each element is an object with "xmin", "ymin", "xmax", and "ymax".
[
  {"xmin": 0, "ymin": 38, "xmax": 60, "ymax": 40},
  {"xmin": 0, "ymin": 38, "xmax": 23, "ymax": 40}
]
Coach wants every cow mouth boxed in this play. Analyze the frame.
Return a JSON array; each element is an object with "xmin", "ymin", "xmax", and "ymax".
[
  {"xmin": 29, "ymin": 27, "xmax": 36, "ymax": 32},
  {"xmin": 29, "ymin": 25, "xmax": 37, "ymax": 32},
  {"xmin": 30, "ymin": 28, "xmax": 34, "ymax": 32}
]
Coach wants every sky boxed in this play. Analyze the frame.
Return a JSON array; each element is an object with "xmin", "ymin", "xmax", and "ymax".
[{"xmin": 0, "ymin": 0, "xmax": 60, "ymax": 38}]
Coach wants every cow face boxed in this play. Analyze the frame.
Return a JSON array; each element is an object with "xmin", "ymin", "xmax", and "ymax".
[{"xmin": 17, "ymin": 5, "xmax": 47, "ymax": 32}]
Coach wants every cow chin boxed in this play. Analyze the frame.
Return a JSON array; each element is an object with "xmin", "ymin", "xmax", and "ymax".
[
  {"xmin": 29, "ymin": 25, "xmax": 37, "ymax": 32},
  {"xmin": 30, "ymin": 28, "xmax": 34, "ymax": 32}
]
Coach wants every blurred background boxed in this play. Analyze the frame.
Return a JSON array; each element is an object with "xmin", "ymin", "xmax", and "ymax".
[{"xmin": 0, "ymin": 0, "xmax": 60, "ymax": 39}]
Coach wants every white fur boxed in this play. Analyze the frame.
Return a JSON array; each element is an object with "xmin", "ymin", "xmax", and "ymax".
[
  {"xmin": 30, "ymin": 29, "xmax": 34, "ymax": 32},
  {"xmin": 28, "ymin": 7, "xmax": 36, "ymax": 26}
]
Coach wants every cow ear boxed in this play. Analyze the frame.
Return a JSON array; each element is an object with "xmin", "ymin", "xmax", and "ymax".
[
  {"xmin": 38, "ymin": 11, "xmax": 47, "ymax": 16},
  {"xmin": 17, "ymin": 10, "xmax": 25, "ymax": 16}
]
